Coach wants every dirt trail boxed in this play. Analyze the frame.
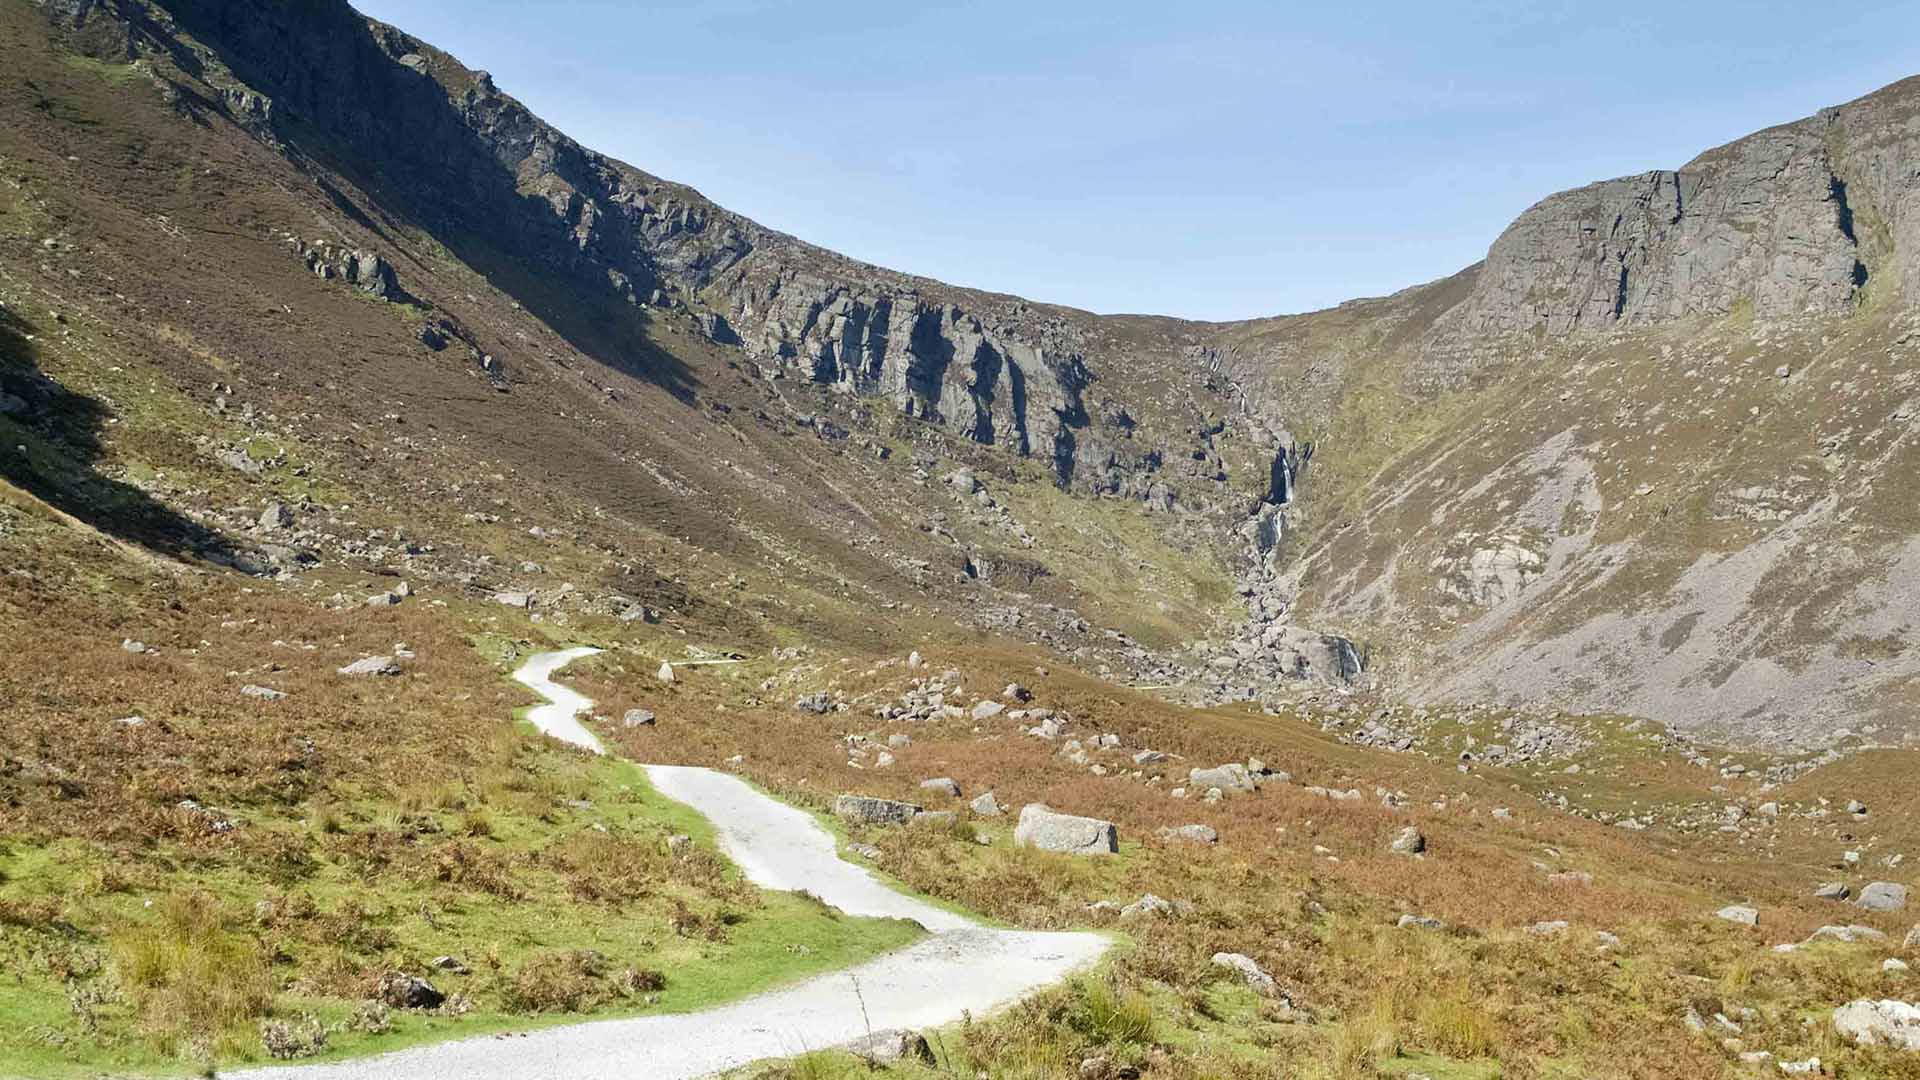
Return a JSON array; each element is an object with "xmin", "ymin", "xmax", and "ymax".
[{"xmin": 226, "ymin": 649, "xmax": 1109, "ymax": 1080}]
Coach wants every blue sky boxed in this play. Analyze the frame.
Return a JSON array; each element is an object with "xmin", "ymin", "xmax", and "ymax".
[{"xmin": 354, "ymin": 0, "xmax": 1918, "ymax": 321}]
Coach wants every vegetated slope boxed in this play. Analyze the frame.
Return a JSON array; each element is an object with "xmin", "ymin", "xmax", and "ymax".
[{"xmin": 13, "ymin": 1, "xmax": 1920, "ymax": 748}]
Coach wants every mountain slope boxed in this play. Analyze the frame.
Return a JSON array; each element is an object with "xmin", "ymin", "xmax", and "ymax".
[{"xmin": 14, "ymin": 0, "xmax": 1920, "ymax": 747}]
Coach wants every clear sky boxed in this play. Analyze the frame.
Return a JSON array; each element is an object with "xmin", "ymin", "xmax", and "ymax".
[{"xmin": 353, "ymin": 0, "xmax": 1917, "ymax": 322}]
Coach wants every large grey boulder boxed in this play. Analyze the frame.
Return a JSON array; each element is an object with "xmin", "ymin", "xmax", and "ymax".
[
  {"xmin": 1860, "ymin": 882, "xmax": 1910, "ymax": 912},
  {"xmin": 969, "ymin": 791, "xmax": 1003, "ymax": 817},
  {"xmin": 1389, "ymin": 825, "xmax": 1426, "ymax": 856},
  {"xmin": 1013, "ymin": 804, "xmax": 1118, "ymax": 856},
  {"xmin": 1188, "ymin": 764, "xmax": 1256, "ymax": 794},
  {"xmin": 833, "ymin": 795, "xmax": 920, "ymax": 826},
  {"xmin": 1716, "ymin": 904, "xmax": 1759, "ymax": 927},
  {"xmin": 1834, "ymin": 999, "xmax": 1920, "ymax": 1050}
]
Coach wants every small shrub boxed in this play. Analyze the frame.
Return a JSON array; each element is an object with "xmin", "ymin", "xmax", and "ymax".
[
  {"xmin": 500, "ymin": 949, "xmax": 622, "ymax": 1014},
  {"xmin": 260, "ymin": 1012, "xmax": 328, "ymax": 1059},
  {"xmin": 1071, "ymin": 978, "xmax": 1156, "ymax": 1047}
]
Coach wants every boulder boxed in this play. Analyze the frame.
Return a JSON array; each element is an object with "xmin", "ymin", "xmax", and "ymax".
[
  {"xmin": 1834, "ymin": 999, "xmax": 1920, "ymax": 1050},
  {"xmin": 1398, "ymin": 914, "xmax": 1446, "ymax": 931},
  {"xmin": 969, "ymin": 791, "xmax": 1003, "ymax": 817},
  {"xmin": 794, "ymin": 692, "xmax": 833, "ymax": 714},
  {"xmin": 1013, "ymin": 804, "xmax": 1118, "ymax": 856},
  {"xmin": 1120, "ymin": 894, "xmax": 1175, "ymax": 919},
  {"xmin": 258, "ymin": 502, "xmax": 294, "ymax": 530},
  {"xmin": 1158, "ymin": 824, "xmax": 1219, "ymax": 845},
  {"xmin": 1805, "ymin": 925, "xmax": 1886, "ymax": 945},
  {"xmin": 845, "ymin": 1029, "xmax": 934, "ymax": 1066},
  {"xmin": 377, "ymin": 972, "xmax": 444, "ymax": 1010},
  {"xmin": 1814, "ymin": 882, "xmax": 1852, "ymax": 901},
  {"xmin": 971, "ymin": 700, "xmax": 1006, "ymax": 720},
  {"xmin": 492, "ymin": 591, "xmax": 533, "ymax": 608},
  {"xmin": 621, "ymin": 709, "xmax": 656, "ymax": 728},
  {"xmin": 241, "ymin": 684, "xmax": 287, "ymax": 700},
  {"xmin": 657, "ymin": 662, "xmax": 675, "ymax": 683},
  {"xmin": 919, "ymin": 778, "xmax": 962, "ymax": 798},
  {"xmin": 1210, "ymin": 952, "xmax": 1279, "ymax": 998},
  {"xmin": 833, "ymin": 795, "xmax": 920, "ymax": 826},
  {"xmin": 1389, "ymin": 825, "xmax": 1426, "ymax": 856},
  {"xmin": 1188, "ymin": 764, "xmax": 1256, "ymax": 794},
  {"xmin": 1860, "ymin": 882, "xmax": 1910, "ymax": 912},
  {"xmin": 1716, "ymin": 904, "xmax": 1760, "ymax": 927},
  {"xmin": 337, "ymin": 655, "xmax": 401, "ymax": 677}
]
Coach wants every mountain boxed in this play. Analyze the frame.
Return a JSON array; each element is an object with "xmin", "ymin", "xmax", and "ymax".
[{"xmin": 11, "ymin": 0, "xmax": 1920, "ymax": 751}]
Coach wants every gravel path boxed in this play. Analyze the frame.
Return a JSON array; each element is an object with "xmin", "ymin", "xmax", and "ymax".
[{"xmin": 225, "ymin": 650, "xmax": 1109, "ymax": 1079}]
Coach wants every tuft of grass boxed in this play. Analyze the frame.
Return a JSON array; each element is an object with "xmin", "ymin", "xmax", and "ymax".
[{"xmin": 111, "ymin": 891, "xmax": 275, "ymax": 1055}]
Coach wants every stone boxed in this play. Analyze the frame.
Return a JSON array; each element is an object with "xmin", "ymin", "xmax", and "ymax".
[
  {"xmin": 1815, "ymin": 882, "xmax": 1852, "ymax": 901},
  {"xmin": 833, "ymin": 795, "xmax": 920, "ymax": 826},
  {"xmin": 1905, "ymin": 925, "xmax": 1920, "ymax": 951},
  {"xmin": 969, "ymin": 791, "xmax": 1003, "ymax": 816},
  {"xmin": 1159, "ymin": 824, "xmax": 1219, "ymax": 844},
  {"xmin": 1013, "ymin": 804, "xmax": 1118, "ymax": 855},
  {"xmin": 1833, "ymin": 999, "xmax": 1920, "ymax": 1050},
  {"xmin": 844, "ymin": 1029, "xmax": 935, "ymax": 1066},
  {"xmin": 918, "ymin": 777, "xmax": 962, "ymax": 798},
  {"xmin": 365, "ymin": 591, "xmax": 402, "ymax": 607},
  {"xmin": 337, "ymin": 655, "xmax": 401, "ymax": 677},
  {"xmin": 258, "ymin": 502, "xmax": 294, "ymax": 530},
  {"xmin": 1889, "ymin": 959, "xmax": 1911, "ymax": 973},
  {"xmin": 241, "ymin": 684, "xmax": 287, "ymax": 700},
  {"xmin": 429, "ymin": 955, "xmax": 470, "ymax": 975},
  {"xmin": 377, "ymin": 972, "xmax": 444, "ymax": 1010},
  {"xmin": 1003, "ymin": 683, "xmax": 1032, "ymax": 701},
  {"xmin": 621, "ymin": 709, "xmax": 656, "ymax": 728},
  {"xmin": 971, "ymin": 700, "xmax": 1006, "ymax": 720},
  {"xmin": 1120, "ymin": 894, "xmax": 1174, "ymax": 919},
  {"xmin": 911, "ymin": 810, "xmax": 957, "ymax": 828},
  {"xmin": 1210, "ymin": 952, "xmax": 1279, "ymax": 998},
  {"xmin": 794, "ymin": 692, "xmax": 833, "ymax": 714},
  {"xmin": 492, "ymin": 591, "xmax": 533, "ymax": 608},
  {"xmin": 1716, "ymin": 904, "xmax": 1759, "ymax": 927},
  {"xmin": 1527, "ymin": 920, "xmax": 1569, "ymax": 936},
  {"xmin": 1860, "ymin": 882, "xmax": 1909, "ymax": 912},
  {"xmin": 1188, "ymin": 763, "xmax": 1256, "ymax": 794},
  {"xmin": 1398, "ymin": 914, "xmax": 1446, "ymax": 931},
  {"xmin": 1805, "ymin": 925, "xmax": 1886, "ymax": 944},
  {"xmin": 121, "ymin": 639, "xmax": 148, "ymax": 654},
  {"xmin": 1389, "ymin": 825, "xmax": 1426, "ymax": 856},
  {"xmin": 657, "ymin": 662, "xmax": 675, "ymax": 683}
]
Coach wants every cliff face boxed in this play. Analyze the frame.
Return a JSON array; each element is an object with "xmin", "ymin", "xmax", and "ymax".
[{"xmin": 1438, "ymin": 81, "xmax": 1920, "ymax": 340}]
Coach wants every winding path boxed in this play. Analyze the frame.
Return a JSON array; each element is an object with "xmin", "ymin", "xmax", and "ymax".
[{"xmin": 229, "ymin": 649, "xmax": 1108, "ymax": 1080}]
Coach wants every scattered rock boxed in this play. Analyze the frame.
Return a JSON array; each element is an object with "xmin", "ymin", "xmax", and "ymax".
[
  {"xmin": 1716, "ymin": 904, "xmax": 1759, "ymax": 927},
  {"xmin": 337, "ymin": 655, "xmax": 401, "ymax": 677},
  {"xmin": 241, "ymin": 684, "xmax": 287, "ymax": 701},
  {"xmin": 258, "ymin": 502, "xmax": 294, "ymax": 530},
  {"xmin": 1805, "ymin": 925, "xmax": 1886, "ymax": 945},
  {"xmin": 832, "ymin": 795, "xmax": 921, "ymax": 826},
  {"xmin": 1210, "ymin": 952, "xmax": 1279, "ymax": 998},
  {"xmin": 621, "ymin": 709, "xmax": 656, "ymax": 728},
  {"xmin": 971, "ymin": 700, "xmax": 1006, "ymax": 720},
  {"xmin": 969, "ymin": 791, "xmax": 1003, "ymax": 817},
  {"xmin": 1815, "ymin": 882, "xmax": 1852, "ymax": 901},
  {"xmin": 1159, "ymin": 824, "xmax": 1219, "ymax": 844},
  {"xmin": 376, "ymin": 972, "xmax": 444, "ymax": 1010},
  {"xmin": 429, "ymin": 955, "xmax": 470, "ymax": 975},
  {"xmin": 492, "ymin": 591, "xmax": 533, "ymax": 609},
  {"xmin": 657, "ymin": 662, "xmax": 675, "ymax": 683},
  {"xmin": 1860, "ymin": 882, "xmax": 1909, "ymax": 912},
  {"xmin": 1121, "ymin": 894, "xmax": 1175, "ymax": 920},
  {"xmin": 1013, "ymin": 804, "xmax": 1118, "ymax": 856},
  {"xmin": 844, "ymin": 1029, "xmax": 935, "ymax": 1067},
  {"xmin": 1189, "ymin": 764, "xmax": 1256, "ymax": 794},
  {"xmin": 1398, "ymin": 914, "xmax": 1446, "ymax": 931},
  {"xmin": 1833, "ymin": 998, "xmax": 1920, "ymax": 1050},
  {"xmin": 1389, "ymin": 825, "xmax": 1426, "ymax": 856},
  {"xmin": 918, "ymin": 778, "xmax": 962, "ymax": 799},
  {"xmin": 794, "ymin": 692, "xmax": 834, "ymax": 714}
]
